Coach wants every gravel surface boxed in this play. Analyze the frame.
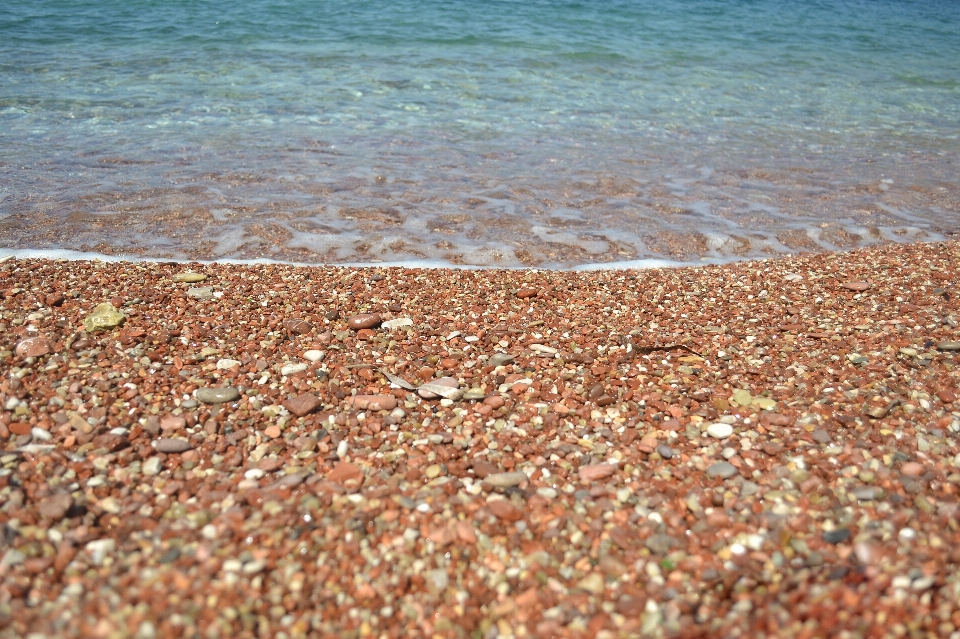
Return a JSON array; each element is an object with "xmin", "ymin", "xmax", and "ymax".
[{"xmin": 1, "ymin": 242, "xmax": 960, "ymax": 638}]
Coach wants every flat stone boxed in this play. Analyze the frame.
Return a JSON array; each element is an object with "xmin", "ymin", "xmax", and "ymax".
[
  {"xmin": 172, "ymin": 272, "xmax": 207, "ymax": 283},
  {"xmin": 38, "ymin": 494, "xmax": 72, "ymax": 520},
  {"xmin": 579, "ymin": 463, "xmax": 617, "ymax": 482},
  {"xmin": 937, "ymin": 341, "xmax": 960, "ymax": 351},
  {"xmin": 382, "ymin": 318, "xmax": 413, "ymax": 330},
  {"xmin": 823, "ymin": 528, "xmax": 851, "ymax": 544},
  {"xmin": 347, "ymin": 313, "xmax": 381, "ymax": 330},
  {"xmin": 283, "ymin": 319, "xmax": 312, "ymax": 335},
  {"xmin": 216, "ymin": 358, "xmax": 241, "ymax": 370},
  {"xmin": 484, "ymin": 472, "xmax": 528, "ymax": 488},
  {"xmin": 195, "ymin": 387, "xmax": 240, "ymax": 404},
  {"xmin": 656, "ymin": 444, "xmax": 674, "ymax": 459},
  {"xmin": 156, "ymin": 438, "xmax": 191, "ymax": 453},
  {"xmin": 530, "ymin": 344, "xmax": 558, "ymax": 355},
  {"xmin": 937, "ymin": 389, "xmax": 957, "ymax": 403},
  {"xmin": 418, "ymin": 377, "xmax": 461, "ymax": 400},
  {"xmin": 345, "ymin": 394, "xmax": 397, "ymax": 411},
  {"xmin": 83, "ymin": 303, "xmax": 125, "ymax": 332},
  {"xmin": 186, "ymin": 287, "xmax": 214, "ymax": 300},
  {"xmin": 488, "ymin": 353, "xmax": 515, "ymax": 367},
  {"xmin": 15, "ymin": 337, "xmax": 52, "ymax": 358},
  {"xmin": 515, "ymin": 288, "xmax": 537, "ymax": 299},
  {"xmin": 462, "ymin": 388, "xmax": 486, "ymax": 400},
  {"xmin": 160, "ymin": 415, "xmax": 186, "ymax": 431},
  {"xmin": 281, "ymin": 363, "xmax": 308, "ymax": 376},
  {"xmin": 706, "ymin": 461, "xmax": 738, "ymax": 479},
  {"xmin": 852, "ymin": 486, "xmax": 883, "ymax": 501},
  {"xmin": 811, "ymin": 429, "xmax": 831, "ymax": 444},
  {"xmin": 487, "ymin": 499, "xmax": 523, "ymax": 522},
  {"xmin": 840, "ymin": 281, "xmax": 871, "ymax": 292},
  {"xmin": 303, "ymin": 350, "xmax": 326, "ymax": 363},
  {"xmin": 706, "ymin": 423, "xmax": 734, "ymax": 439},
  {"xmin": 283, "ymin": 393, "xmax": 322, "ymax": 417},
  {"xmin": 328, "ymin": 462, "xmax": 363, "ymax": 484}
]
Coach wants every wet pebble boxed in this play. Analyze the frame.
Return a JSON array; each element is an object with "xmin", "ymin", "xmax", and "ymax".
[
  {"xmin": 347, "ymin": 313, "xmax": 381, "ymax": 329},
  {"xmin": 15, "ymin": 337, "xmax": 52, "ymax": 358}
]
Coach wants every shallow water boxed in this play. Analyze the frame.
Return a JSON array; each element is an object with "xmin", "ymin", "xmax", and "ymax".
[{"xmin": 2, "ymin": 0, "xmax": 959, "ymax": 267}]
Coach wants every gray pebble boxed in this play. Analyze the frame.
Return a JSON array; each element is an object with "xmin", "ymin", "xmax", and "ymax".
[
  {"xmin": 823, "ymin": 528, "xmax": 851, "ymax": 544},
  {"xmin": 644, "ymin": 533, "xmax": 674, "ymax": 555},
  {"xmin": 811, "ymin": 429, "xmax": 831, "ymax": 444},
  {"xmin": 937, "ymin": 341, "xmax": 960, "ymax": 351},
  {"xmin": 181, "ymin": 399, "xmax": 199, "ymax": 409},
  {"xmin": 851, "ymin": 486, "xmax": 883, "ymax": 501},
  {"xmin": 706, "ymin": 461, "xmax": 738, "ymax": 479},
  {"xmin": 195, "ymin": 387, "xmax": 240, "ymax": 404},
  {"xmin": 489, "ymin": 353, "xmax": 515, "ymax": 367},
  {"xmin": 484, "ymin": 471, "xmax": 528, "ymax": 488},
  {"xmin": 156, "ymin": 438, "xmax": 191, "ymax": 453},
  {"xmin": 656, "ymin": 444, "xmax": 674, "ymax": 459},
  {"xmin": 186, "ymin": 286, "xmax": 214, "ymax": 300}
]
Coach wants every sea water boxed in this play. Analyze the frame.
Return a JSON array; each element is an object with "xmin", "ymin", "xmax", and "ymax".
[{"xmin": 1, "ymin": 0, "xmax": 959, "ymax": 268}]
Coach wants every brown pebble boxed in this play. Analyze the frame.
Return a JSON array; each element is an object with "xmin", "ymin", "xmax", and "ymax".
[
  {"xmin": 283, "ymin": 393, "xmax": 323, "ymax": 416},
  {"xmin": 328, "ymin": 462, "xmax": 363, "ymax": 485},
  {"xmin": 579, "ymin": 463, "xmax": 617, "ymax": 482},
  {"xmin": 516, "ymin": 288, "xmax": 537, "ymax": 299},
  {"xmin": 45, "ymin": 293, "xmax": 64, "ymax": 307},
  {"xmin": 345, "ymin": 394, "xmax": 397, "ymax": 411},
  {"xmin": 160, "ymin": 415, "xmax": 186, "ymax": 431},
  {"xmin": 840, "ymin": 281, "xmax": 871, "ymax": 291},
  {"xmin": 637, "ymin": 435, "xmax": 658, "ymax": 454},
  {"xmin": 38, "ymin": 494, "xmax": 72, "ymax": 520},
  {"xmin": 15, "ymin": 336, "xmax": 52, "ymax": 358},
  {"xmin": 283, "ymin": 318, "xmax": 313, "ymax": 335},
  {"xmin": 347, "ymin": 313, "xmax": 381, "ymax": 330},
  {"xmin": 488, "ymin": 499, "xmax": 523, "ymax": 521},
  {"xmin": 483, "ymin": 396, "xmax": 505, "ymax": 409},
  {"xmin": 900, "ymin": 461, "xmax": 924, "ymax": 477},
  {"xmin": 937, "ymin": 389, "xmax": 957, "ymax": 403},
  {"xmin": 472, "ymin": 460, "xmax": 500, "ymax": 478}
]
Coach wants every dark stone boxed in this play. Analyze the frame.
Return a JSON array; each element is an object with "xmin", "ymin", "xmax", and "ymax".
[{"xmin": 823, "ymin": 528, "xmax": 851, "ymax": 544}]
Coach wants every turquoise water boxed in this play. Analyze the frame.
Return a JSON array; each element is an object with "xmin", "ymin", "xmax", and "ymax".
[{"xmin": 1, "ymin": 0, "xmax": 959, "ymax": 267}]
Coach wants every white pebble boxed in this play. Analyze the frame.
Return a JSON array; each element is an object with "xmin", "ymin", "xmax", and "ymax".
[
  {"xmin": 721, "ymin": 447, "xmax": 737, "ymax": 459},
  {"xmin": 536, "ymin": 487, "xmax": 558, "ymax": 499},
  {"xmin": 142, "ymin": 457, "xmax": 162, "ymax": 476},
  {"xmin": 216, "ymin": 359, "xmax": 241, "ymax": 370},
  {"xmin": 244, "ymin": 468, "xmax": 265, "ymax": 480},
  {"xmin": 201, "ymin": 524, "xmax": 218, "ymax": 540},
  {"xmin": 382, "ymin": 318, "xmax": 413, "ymax": 330},
  {"xmin": 281, "ymin": 363, "xmax": 308, "ymax": 376},
  {"xmin": 898, "ymin": 527, "xmax": 917, "ymax": 541},
  {"xmin": 707, "ymin": 423, "xmax": 734, "ymax": 439},
  {"xmin": 336, "ymin": 440, "xmax": 348, "ymax": 458},
  {"xmin": 303, "ymin": 350, "xmax": 325, "ymax": 363}
]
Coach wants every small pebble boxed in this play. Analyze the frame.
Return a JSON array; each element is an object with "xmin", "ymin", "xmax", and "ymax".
[
  {"xmin": 347, "ymin": 313, "xmax": 381, "ymax": 329},
  {"xmin": 382, "ymin": 318, "xmax": 413, "ymax": 330},
  {"xmin": 656, "ymin": 444, "xmax": 674, "ymax": 459},
  {"xmin": 303, "ymin": 350, "xmax": 326, "ymax": 362},
  {"xmin": 823, "ymin": 528, "xmax": 851, "ymax": 544},
  {"xmin": 706, "ymin": 461, "xmax": 737, "ymax": 479},
  {"xmin": 281, "ymin": 362, "xmax": 308, "ymax": 376},
  {"xmin": 156, "ymin": 438, "xmax": 191, "ymax": 453},
  {"xmin": 706, "ymin": 423, "xmax": 734, "ymax": 439},
  {"xmin": 484, "ymin": 472, "xmax": 528, "ymax": 488},
  {"xmin": 172, "ymin": 272, "xmax": 207, "ymax": 283},
  {"xmin": 195, "ymin": 387, "xmax": 240, "ymax": 404}
]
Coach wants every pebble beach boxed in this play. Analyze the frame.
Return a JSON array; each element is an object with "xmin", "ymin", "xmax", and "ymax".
[{"xmin": 2, "ymin": 240, "xmax": 960, "ymax": 638}]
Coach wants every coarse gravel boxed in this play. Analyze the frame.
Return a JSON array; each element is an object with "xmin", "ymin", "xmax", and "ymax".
[{"xmin": 1, "ymin": 241, "xmax": 960, "ymax": 638}]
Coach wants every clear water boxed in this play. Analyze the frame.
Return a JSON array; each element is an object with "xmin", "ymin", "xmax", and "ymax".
[{"xmin": 1, "ymin": 0, "xmax": 959, "ymax": 267}]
